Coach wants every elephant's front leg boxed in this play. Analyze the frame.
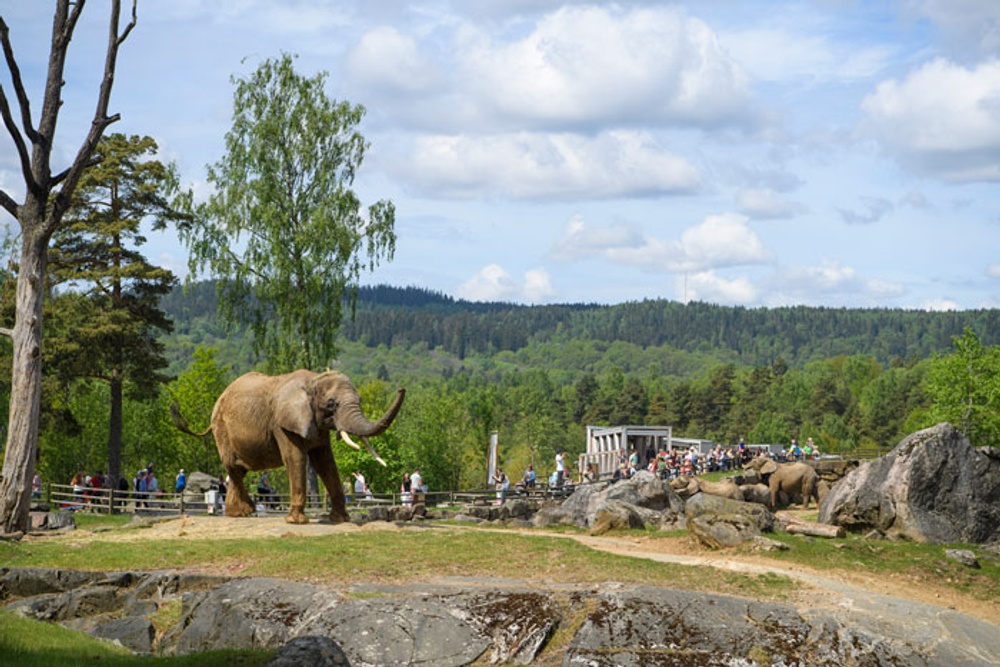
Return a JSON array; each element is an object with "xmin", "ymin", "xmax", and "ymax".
[
  {"xmin": 309, "ymin": 444, "xmax": 350, "ymax": 524},
  {"xmin": 278, "ymin": 438, "xmax": 310, "ymax": 524}
]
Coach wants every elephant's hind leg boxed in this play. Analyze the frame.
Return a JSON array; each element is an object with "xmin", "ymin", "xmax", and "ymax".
[{"xmin": 224, "ymin": 466, "xmax": 255, "ymax": 517}]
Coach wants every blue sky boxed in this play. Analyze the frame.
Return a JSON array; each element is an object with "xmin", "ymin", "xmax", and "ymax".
[{"xmin": 2, "ymin": 1, "xmax": 1000, "ymax": 309}]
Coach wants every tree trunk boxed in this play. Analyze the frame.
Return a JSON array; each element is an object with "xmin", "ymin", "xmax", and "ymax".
[
  {"xmin": 784, "ymin": 520, "xmax": 845, "ymax": 539},
  {"xmin": 0, "ymin": 230, "xmax": 49, "ymax": 534},
  {"xmin": 108, "ymin": 372, "xmax": 123, "ymax": 489}
]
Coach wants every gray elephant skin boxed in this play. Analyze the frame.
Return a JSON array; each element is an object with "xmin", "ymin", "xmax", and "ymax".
[{"xmin": 172, "ymin": 369, "xmax": 404, "ymax": 524}]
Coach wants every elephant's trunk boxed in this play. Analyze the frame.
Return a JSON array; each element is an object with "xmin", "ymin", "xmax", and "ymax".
[{"xmin": 339, "ymin": 388, "xmax": 405, "ymax": 437}]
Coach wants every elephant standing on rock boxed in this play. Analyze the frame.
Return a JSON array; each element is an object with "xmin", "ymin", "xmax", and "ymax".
[
  {"xmin": 171, "ymin": 370, "xmax": 404, "ymax": 524},
  {"xmin": 743, "ymin": 457, "xmax": 819, "ymax": 509}
]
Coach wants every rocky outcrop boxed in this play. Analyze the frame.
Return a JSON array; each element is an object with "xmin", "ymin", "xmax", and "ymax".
[
  {"xmin": 532, "ymin": 471, "xmax": 684, "ymax": 531},
  {"xmin": 819, "ymin": 423, "xmax": 1000, "ymax": 543},
  {"xmin": 4, "ymin": 567, "xmax": 999, "ymax": 666}
]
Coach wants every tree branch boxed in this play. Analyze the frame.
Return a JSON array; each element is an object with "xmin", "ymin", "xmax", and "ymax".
[
  {"xmin": 48, "ymin": 1, "xmax": 136, "ymax": 232},
  {"xmin": 0, "ymin": 189, "xmax": 18, "ymax": 218},
  {"xmin": 0, "ymin": 18, "xmax": 38, "ymax": 195}
]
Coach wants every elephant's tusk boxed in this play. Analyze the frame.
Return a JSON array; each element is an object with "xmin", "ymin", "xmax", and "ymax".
[
  {"xmin": 361, "ymin": 436, "xmax": 388, "ymax": 467},
  {"xmin": 339, "ymin": 431, "xmax": 362, "ymax": 450}
]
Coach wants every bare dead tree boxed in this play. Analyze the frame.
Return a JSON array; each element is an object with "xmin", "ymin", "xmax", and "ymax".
[{"xmin": 0, "ymin": 1, "xmax": 137, "ymax": 534}]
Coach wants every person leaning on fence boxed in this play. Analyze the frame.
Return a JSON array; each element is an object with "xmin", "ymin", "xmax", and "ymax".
[
  {"xmin": 400, "ymin": 472, "xmax": 412, "ymax": 506},
  {"xmin": 134, "ymin": 470, "xmax": 148, "ymax": 509},
  {"xmin": 494, "ymin": 467, "xmax": 510, "ymax": 504},
  {"xmin": 257, "ymin": 472, "xmax": 277, "ymax": 508},
  {"xmin": 410, "ymin": 469, "xmax": 423, "ymax": 503},
  {"xmin": 522, "ymin": 465, "xmax": 536, "ymax": 490}
]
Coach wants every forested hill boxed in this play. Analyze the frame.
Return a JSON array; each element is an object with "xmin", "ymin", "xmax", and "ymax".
[{"xmin": 161, "ymin": 281, "xmax": 1000, "ymax": 368}]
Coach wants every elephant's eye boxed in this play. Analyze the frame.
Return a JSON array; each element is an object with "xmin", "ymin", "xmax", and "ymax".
[{"xmin": 326, "ymin": 398, "xmax": 336, "ymax": 410}]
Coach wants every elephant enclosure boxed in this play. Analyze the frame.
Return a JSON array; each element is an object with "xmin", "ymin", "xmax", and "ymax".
[{"xmin": 39, "ymin": 513, "xmax": 1000, "ymax": 627}]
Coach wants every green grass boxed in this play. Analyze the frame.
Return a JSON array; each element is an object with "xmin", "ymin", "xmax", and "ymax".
[
  {"xmin": 0, "ymin": 609, "xmax": 273, "ymax": 667},
  {"xmin": 729, "ymin": 531, "xmax": 1000, "ymax": 604},
  {"xmin": 0, "ymin": 526, "xmax": 796, "ymax": 599}
]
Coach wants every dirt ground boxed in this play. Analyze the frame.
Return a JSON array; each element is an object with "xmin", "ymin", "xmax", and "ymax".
[{"xmin": 51, "ymin": 513, "xmax": 1000, "ymax": 627}]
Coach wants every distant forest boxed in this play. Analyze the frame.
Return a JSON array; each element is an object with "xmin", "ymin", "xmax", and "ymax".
[{"xmin": 160, "ymin": 281, "xmax": 1000, "ymax": 375}]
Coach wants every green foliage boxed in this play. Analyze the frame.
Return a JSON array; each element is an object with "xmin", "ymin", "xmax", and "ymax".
[
  {"xmin": 162, "ymin": 347, "xmax": 233, "ymax": 474},
  {"xmin": 925, "ymin": 328, "xmax": 1000, "ymax": 446},
  {"xmin": 181, "ymin": 53, "xmax": 396, "ymax": 372},
  {"xmin": 42, "ymin": 133, "xmax": 181, "ymax": 485}
]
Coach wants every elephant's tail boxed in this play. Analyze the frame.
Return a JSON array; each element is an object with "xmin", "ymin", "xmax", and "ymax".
[{"xmin": 169, "ymin": 403, "xmax": 213, "ymax": 438}]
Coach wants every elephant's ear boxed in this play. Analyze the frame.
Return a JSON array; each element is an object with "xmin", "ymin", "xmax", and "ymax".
[
  {"xmin": 760, "ymin": 460, "xmax": 779, "ymax": 476},
  {"xmin": 273, "ymin": 379, "xmax": 317, "ymax": 440}
]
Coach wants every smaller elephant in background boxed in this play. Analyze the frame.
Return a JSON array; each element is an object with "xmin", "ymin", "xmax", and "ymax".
[
  {"xmin": 738, "ymin": 483, "xmax": 771, "ymax": 506},
  {"xmin": 670, "ymin": 475, "xmax": 744, "ymax": 501},
  {"xmin": 743, "ymin": 457, "xmax": 820, "ymax": 509}
]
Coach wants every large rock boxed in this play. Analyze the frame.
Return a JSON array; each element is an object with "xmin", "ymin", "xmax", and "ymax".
[
  {"xmin": 532, "ymin": 471, "xmax": 684, "ymax": 531},
  {"xmin": 3, "ymin": 567, "xmax": 999, "ymax": 666},
  {"xmin": 819, "ymin": 423, "xmax": 1000, "ymax": 543}
]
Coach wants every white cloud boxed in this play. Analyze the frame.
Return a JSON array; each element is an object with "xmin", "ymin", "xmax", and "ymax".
[
  {"xmin": 456, "ymin": 264, "xmax": 517, "ymax": 302},
  {"xmin": 455, "ymin": 264, "xmax": 557, "ymax": 303},
  {"xmin": 765, "ymin": 261, "xmax": 905, "ymax": 305},
  {"xmin": 399, "ymin": 130, "xmax": 701, "ymax": 199},
  {"xmin": 347, "ymin": 26, "xmax": 441, "ymax": 95},
  {"xmin": 738, "ymin": 188, "xmax": 804, "ymax": 219},
  {"xmin": 921, "ymin": 298, "xmax": 961, "ymax": 311},
  {"xmin": 862, "ymin": 58, "xmax": 1000, "ymax": 181},
  {"xmin": 987, "ymin": 264, "xmax": 1000, "ymax": 278},
  {"xmin": 523, "ymin": 268, "xmax": 557, "ymax": 304},
  {"xmin": 458, "ymin": 5, "xmax": 752, "ymax": 129},
  {"xmin": 681, "ymin": 270, "xmax": 757, "ymax": 305},
  {"xmin": 552, "ymin": 212, "xmax": 770, "ymax": 274}
]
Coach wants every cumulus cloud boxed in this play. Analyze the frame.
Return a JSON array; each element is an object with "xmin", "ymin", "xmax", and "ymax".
[
  {"xmin": 457, "ymin": 5, "xmax": 752, "ymax": 129},
  {"xmin": 681, "ymin": 271, "xmax": 757, "ymax": 305},
  {"xmin": 399, "ymin": 130, "xmax": 701, "ymax": 199},
  {"xmin": 862, "ymin": 58, "xmax": 1000, "ymax": 181},
  {"xmin": 765, "ymin": 261, "xmax": 905, "ymax": 305},
  {"xmin": 346, "ymin": 26, "xmax": 442, "ymax": 95},
  {"xmin": 551, "ymin": 212, "xmax": 771, "ymax": 274},
  {"xmin": 456, "ymin": 264, "xmax": 557, "ymax": 303},
  {"xmin": 921, "ymin": 298, "xmax": 961, "ymax": 311}
]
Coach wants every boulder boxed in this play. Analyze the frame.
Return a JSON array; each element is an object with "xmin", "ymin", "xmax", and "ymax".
[
  {"xmin": 687, "ymin": 511, "xmax": 761, "ymax": 548},
  {"xmin": 684, "ymin": 491, "xmax": 774, "ymax": 533},
  {"xmin": 819, "ymin": 423, "xmax": 1000, "ymax": 543},
  {"xmin": 532, "ymin": 471, "xmax": 683, "ymax": 531}
]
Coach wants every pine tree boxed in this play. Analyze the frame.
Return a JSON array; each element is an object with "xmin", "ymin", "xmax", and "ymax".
[{"xmin": 47, "ymin": 133, "xmax": 182, "ymax": 487}]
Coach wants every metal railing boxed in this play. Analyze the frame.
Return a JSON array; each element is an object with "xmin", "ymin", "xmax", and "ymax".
[{"xmin": 37, "ymin": 480, "xmax": 597, "ymax": 517}]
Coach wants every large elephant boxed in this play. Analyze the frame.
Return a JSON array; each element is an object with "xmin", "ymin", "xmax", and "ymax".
[
  {"xmin": 743, "ymin": 457, "xmax": 819, "ymax": 509},
  {"xmin": 171, "ymin": 370, "xmax": 405, "ymax": 524}
]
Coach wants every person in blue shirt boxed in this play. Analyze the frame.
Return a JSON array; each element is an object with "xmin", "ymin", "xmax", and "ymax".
[
  {"xmin": 175, "ymin": 469, "xmax": 187, "ymax": 494},
  {"xmin": 522, "ymin": 465, "xmax": 536, "ymax": 489}
]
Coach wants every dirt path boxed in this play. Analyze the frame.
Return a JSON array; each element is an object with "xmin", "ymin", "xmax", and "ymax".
[{"xmin": 56, "ymin": 514, "xmax": 1000, "ymax": 627}]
